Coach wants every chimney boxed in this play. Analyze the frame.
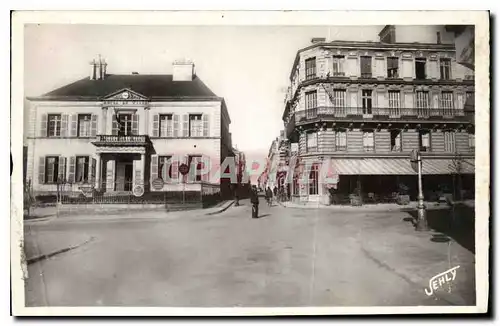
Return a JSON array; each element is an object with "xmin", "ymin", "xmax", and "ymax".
[
  {"xmin": 89, "ymin": 59, "xmax": 96, "ymax": 80},
  {"xmin": 172, "ymin": 59, "xmax": 195, "ymax": 81},
  {"xmin": 311, "ymin": 37, "xmax": 326, "ymax": 44}
]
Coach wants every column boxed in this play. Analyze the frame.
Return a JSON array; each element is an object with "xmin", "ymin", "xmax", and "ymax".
[
  {"xmin": 95, "ymin": 153, "xmax": 101, "ymax": 190},
  {"xmin": 101, "ymin": 107, "xmax": 108, "ymax": 135},
  {"xmin": 141, "ymin": 153, "xmax": 146, "ymax": 187},
  {"xmin": 144, "ymin": 107, "xmax": 150, "ymax": 136}
]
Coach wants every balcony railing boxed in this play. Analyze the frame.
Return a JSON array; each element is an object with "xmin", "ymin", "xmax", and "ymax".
[
  {"xmin": 293, "ymin": 106, "xmax": 474, "ymax": 124},
  {"xmin": 94, "ymin": 135, "xmax": 149, "ymax": 145}
]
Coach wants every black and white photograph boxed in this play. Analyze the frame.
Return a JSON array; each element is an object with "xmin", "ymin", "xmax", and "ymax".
[{"xmin": 10, "ymin": 10, "xmax": 489, "ymax": 316}]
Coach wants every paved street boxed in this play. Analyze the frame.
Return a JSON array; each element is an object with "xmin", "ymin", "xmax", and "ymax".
[{"xmin": 24, "ymin": 200, "xmax": 475, "ymax": 307}]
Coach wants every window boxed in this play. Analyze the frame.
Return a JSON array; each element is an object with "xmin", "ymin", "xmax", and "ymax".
[
  {"xmin": 363, "ymin": 131, "xmax": 375, "ymax": 152},
  {"xmin": 416, "ymin": 91, "xmax": 430, "ymax": 116},
  {"xmin": 388, "ymin": 90, "xmax": 401, "ymax": 117},
  {"xmin": 48, "ymin": 114, "xmax": 62, "ymax": 137},
  {"xmin": 75, "ymin": 156, "xmax": 89, "ymax": 183},
  {"xmin": 362, "ymin": 90, "xmax": 373, "ymax": 115},
  {"xmin": 117, "ymin": 114, "xmax": 132, "ymax": 136},
  {"xmin": 306, "ymin": 132, "xmax": 318, "ymax": 152},
  {"xmin": 360, "ymin": 56, "xmax": 372, "ymax": 78},
  {"xmin": 305, "ymin": 90, "xmax": 317, "ymax": 110},
  {"xmin": 415, "ymin": 58, "xmax": 427, "ymax": 79},
  {"xmin": 44, "ymin": 156, "xmax": 59, "ymax": 184},
  {"xmin": 159, "ymin": 156, "xmax": 176, "ymax": 181},
  {"xmin": 332, "ymin": 56, "xmax": 345, "ymax": 76},
  {"xmin": 189, "ymin": 114, "xmax": 203, "ymax": 137},
  {"xmin": 440, "ymin": 58, "xmax": 451, "ymax": 80},
  {"xmin": 188, "ymin": 155, "xmax": 203, "ymax": 182},
  {"xmin": 390, "ymin": 130, "xmax": 403, "ymax": 152},
  {"xmin": 419, "ymin": 130, "xmax": 431, "ymax": 152},
  {"xmin": 309, "ymin": 164, "xmax": 319, "ymax": 195},
  {"xmin": 444, "ymin": 131, "xmax": 456, "ymax": 152},
  {"xmin": 159, "ymin": 114, "xmax": 173, "ymax": 137},
  {"xmin": 78, "ymin": 114, "xmax": 91, "ymax": 137},
  {"xmin": 335, "ymin": 131, "xmax": 347, "ymax": 151},
  {"xmin": 387, "ymin": 57, "xmax": 399, "ymax": 78},
  {"xmin": 305, "ymin": 57, "xmax": 317, "ymax": 80},
  {"xmin": 332, "ymin": 89, "xmax": 346, "ymax": 108},
  {"xmin": 440, "ymin": 91, "xmax": 454, "ymax": 115},
  {"xmin": 469, "ymin": 132, "xmax": 475, "ymax": 151}
]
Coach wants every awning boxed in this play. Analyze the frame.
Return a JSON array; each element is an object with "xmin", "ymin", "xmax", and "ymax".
[{"xmin": 329, "ymin": 158, "xmax": 475, "ymax": 176}]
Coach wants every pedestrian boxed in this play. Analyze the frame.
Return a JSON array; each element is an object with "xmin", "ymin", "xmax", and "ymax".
[
  {"xmin": 250, "ymin": 185, "xmax": 260, "ymax": 218},
  {"xmin": 266, "ymin": 186, "xmax": 273, "ymax": 206},
  {"xmin": 273, "ymin": 186, "xmax": 278, "ymax": 198}
]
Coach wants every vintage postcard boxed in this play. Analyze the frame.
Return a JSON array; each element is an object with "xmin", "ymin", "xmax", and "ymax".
[{"xmin": 10, "ymin": 10, "xmax": 490, "ymax": 316}]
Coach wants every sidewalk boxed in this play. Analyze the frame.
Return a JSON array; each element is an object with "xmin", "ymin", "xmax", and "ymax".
[{"xmin": 24, "ymin": 200, "xmax": 234, "ymax": 224}]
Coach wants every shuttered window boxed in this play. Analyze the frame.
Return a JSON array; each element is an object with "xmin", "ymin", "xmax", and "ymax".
[
  {"xmin": 45, "ymin": 156, "xmax": 59, "ymax": 184},
  {"xmin": 333, "ymin": 89, "xmax": 346, "ymax": 108},
  {"xmin": 78, "ymin": 114, "xmax": 92, "ymax": 137},
  {"xmin": 305, "ymin": 57, "xmax": 316, "ymax": 80},
  {"xmin": 416, "ymin": 91, "xmax": 430, "ymax": 117},
  {"xmin": 360, "ymin": 56, "xmax": 372, "ymax": 78},
  {"xmin": 309, "ymin": 164, "xmax": 319, "ymax": 195},
  {"xmin": 335, "ymin": 131, "xmax": 347, "ymax": 151},
  {"xmin": 48, "ymin": 114, "xmax": 62, "ymax": 137},
  {"xmin": 306, "ymin": 132, "xmax": 318, "ymax": 153},
  {"xmin": 363, "ymin": 131, "xmax": 375, "ymax": 152},
  {"xmin": 159, "ymin": 156, "xmax": 174, "ymax": 181},
  {"xmin": 159, "ymin": 114, "xmax": 173, "ymax": 137},
  {"xmin": 362, "ymin": 90, "xmax": 373, "ymax": 114},
  {"xmin": 391, "ymin": 130, "xmax": 403, "ymax": 152},
  {"xmin": 387, "ymin": 57, "xmax": 399, "ymax": 78},
  {"xmin": 117, "ymin": 114, "xmax": 133, "ymax": 136},
  {"xmin": 440, "ymin": 91, "xmax": 454, "ymax": 115},
  {"xmin": 469, "ymin": 132, "xmax": 475, "ymax": 151},
  {"xmin": 332, "ymin": 56, "xmax": 345, "ymax": 76},
  {"xmin": 188, "ymin": 155, "xmax": 204, "ymax": 182},
  {"xmin": 75, "ymin": 156, "xmax": 90, "ymax": 183},
  {"xmin": 440, "ymin": 58, "xmax": 451, "ymax": 80},
  {"xmin": 189, "ymin": 114, "xmax": 203, "ymax": 137},
  {"xmin": 444, "ymin": 131, "xmax": 456, "ymax": 152},
  {"xmin": 305, "ymin": 90, "xmax": 317, "ymax": 110},
  {"xmin": 388, "ymin": 90, "xmax": 401, "ymax": 117},
  {"xmin": 419, "ymin": 130, "xmax": 431, "ymax": 152}
]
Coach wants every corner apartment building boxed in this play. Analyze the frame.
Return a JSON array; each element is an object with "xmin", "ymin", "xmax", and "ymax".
[
  {"xmin": 282, "ymin": 26, "xmax": 475, "ymax": 204},
  {"xmin": 26, "ymin": 58, "xmax": 232, "ymax": 199}
]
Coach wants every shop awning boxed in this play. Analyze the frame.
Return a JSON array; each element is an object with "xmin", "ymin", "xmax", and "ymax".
[{"xmin": 329, "ymin": 158, "xmax": 475, "ymax": 176}]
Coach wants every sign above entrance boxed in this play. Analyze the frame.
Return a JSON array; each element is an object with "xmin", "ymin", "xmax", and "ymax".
[{"xmin": 179, "ymin": 164, "xmax": 190, "ymax": 176}]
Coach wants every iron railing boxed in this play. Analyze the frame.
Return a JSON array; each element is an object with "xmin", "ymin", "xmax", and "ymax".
[{"xmin": 292, "ymin": 106, "xmax": 474, "ymax": 124}]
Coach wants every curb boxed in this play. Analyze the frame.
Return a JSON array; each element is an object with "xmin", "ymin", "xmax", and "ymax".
[
  {"xmin": 205, "ymin": 200, "xmax": 235, "ymax": 216},
  {"xmin": 26, "ymin": 237, "xmax": 95, "ymax": 265}
]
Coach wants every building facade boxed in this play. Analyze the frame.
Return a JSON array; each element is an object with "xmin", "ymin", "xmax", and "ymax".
[
  {"xmin": 260, "ymin": 131, "xmax": 290, "ymax": 192},
  {"xmin": 26, "ymin": 58, "xmax": 232, "ymax": 199},
  {"xmin": 282, "ymin": 26, "xmax": 475, "ymax": 205}
]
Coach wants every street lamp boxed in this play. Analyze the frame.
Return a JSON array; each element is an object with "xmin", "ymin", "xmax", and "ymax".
[{"xmin": 411, "ymin": 149, "xmax": 429, "ymax": 231}]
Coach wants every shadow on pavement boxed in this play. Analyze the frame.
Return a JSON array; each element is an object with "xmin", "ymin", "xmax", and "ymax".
[
  {"xmin": 258, "ymin": 214, "xmax": 271, "ymax": 218},
  {"xmin": 402, "ymin": 203, "xmax": 475, "ymax": 254}
]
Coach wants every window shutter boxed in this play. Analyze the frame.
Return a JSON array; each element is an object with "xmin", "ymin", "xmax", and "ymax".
[
  {"xmin": 182, "ymin": 114, "xmax": 189, "ymax": 137},
  {"xmin": 112, "ymin": 114, "xmax": 118, "ymax": 135},
  {"xmin": 58, "ymin": 157, "xmax": 67, "ymax": 183},
  {"xmin": 70, "ymin": 114, "xmax": 78, "ymax": 137},
  {"xmin": 91, "ymin": 114, "xmax": 98, "ymax": 137},
  {"xmin": 38, "ymin": 157, "xmax": 45, "ymax": 184},
  {"xmin": 153, "ymin": 114, "xmax": 159, "ymax": 137},
  {"xmin": 171, "ymin": 156, "xmax": 179, "ymax": 181},
  {"xmin": 68, "ymin": 156, "xmax": 76, "ymax": 183},
  {"xmin": 183, "ymin": 155, "xmax": 190, "ymax": 183},
  {"xmin": 61, "ymin": 114, "xmax": 68, "ymax": 137},
  {"xmin": 203, "ymin": 114, "xmax": 210, "ymax": 137},
  {"xmin": 150, "ymin": 154, "xmax": 158, "ymax": 182},
  {"xmin": 132, "ymin": 114, "xmax": 139, "ymax": 135},
  {"xmin": 173, "ymin": 115, "xmax": 180, "ymax": 137},
  {"xmin": 40, "ymin": 114, "xmax": 48, "ymax": 137},
  {"xmin": 90, "ymin": 157, "xmax": 96, "ymax": 185}
]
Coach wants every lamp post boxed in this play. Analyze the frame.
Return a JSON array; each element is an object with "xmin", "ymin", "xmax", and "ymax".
[{"xmin": 412, "ymin": 150, "xmax": 429, "ymax": 231}]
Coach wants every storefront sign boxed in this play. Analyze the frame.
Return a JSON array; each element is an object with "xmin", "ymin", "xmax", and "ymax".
[
  {"xmin": 133, "ymin": 185, "xmax": 145, "ymax": 197},
  {"xmin": 151, "ymin": 178, "xmax": 164, "ymax": 190}
]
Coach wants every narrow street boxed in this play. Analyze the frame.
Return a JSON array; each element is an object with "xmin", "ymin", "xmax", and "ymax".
[{"xmin": 24, "ymin": 200, "xmax": 475, "ymax": 307}]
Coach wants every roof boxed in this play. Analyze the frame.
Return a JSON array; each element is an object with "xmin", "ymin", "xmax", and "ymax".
[{"xmin": 28, "ymin": 74, "xmax": 221, "ymax": 101}]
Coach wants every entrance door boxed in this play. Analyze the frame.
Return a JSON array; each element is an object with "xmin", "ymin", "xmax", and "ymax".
[{"xmin": 124, "ymin": 163, "xmax": 133, "ymax": 191}]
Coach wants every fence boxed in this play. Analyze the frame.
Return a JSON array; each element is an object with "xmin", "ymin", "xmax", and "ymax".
[{"xmin": 32, "ymin": 180, "xmax": 222, "ymax": 208}]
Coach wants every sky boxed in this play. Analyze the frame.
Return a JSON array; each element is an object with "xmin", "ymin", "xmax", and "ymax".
[{"xmin": 24, "ymin": 24, "xmax": 386, "ymax": 163}]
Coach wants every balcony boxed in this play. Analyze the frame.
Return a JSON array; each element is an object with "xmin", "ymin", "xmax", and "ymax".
[
  {"xmin": 290, "ymin": 106, "xmax": 474, "ymax": 125},
  {"xmin": 92, "ymin": 135, "xmax": 150, "ymax": 146}
]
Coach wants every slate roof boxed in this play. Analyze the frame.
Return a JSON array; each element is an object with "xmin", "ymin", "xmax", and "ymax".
[{"xmin": 28, "ymin": 74, "xmax": 220, "ymax": 101}]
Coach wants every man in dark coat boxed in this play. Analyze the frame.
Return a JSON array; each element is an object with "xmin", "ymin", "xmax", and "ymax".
[
  {"xmin": 265, "ymin": 186, "xmax": 273, "ymax": 206},
  {"xmin": 250, "ymin": 185, "xmax": 259, "ymax": 218}
]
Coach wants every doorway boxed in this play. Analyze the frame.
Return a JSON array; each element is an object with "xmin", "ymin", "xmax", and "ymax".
[{"xmin": 115, "ymin": 161, "xmax": 134, "ymax": 191}]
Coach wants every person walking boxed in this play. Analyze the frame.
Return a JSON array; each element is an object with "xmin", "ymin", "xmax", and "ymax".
[
  {"xmin": 266, "ymin": 186, "xmax": 273, "ymax": 206},
  {"xmin": 250, "ymin": 185, "xmax": 260, "ymax": 218}
]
